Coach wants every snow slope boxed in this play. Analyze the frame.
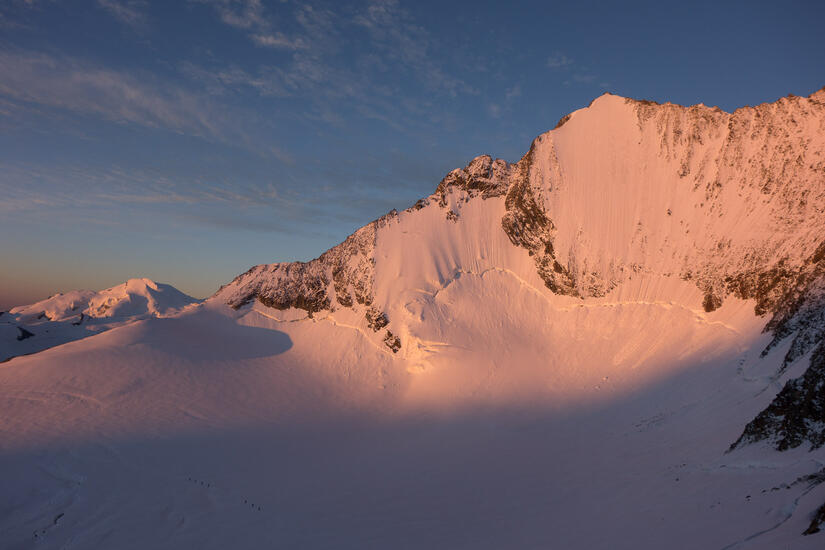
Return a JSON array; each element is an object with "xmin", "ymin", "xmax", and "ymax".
[
  {"xmin": 2, "ymin": 87, "xmax": 825, "ymax": 549},
  {"xmin": 0, "ymin": 278, "xmax": 200, "ymax": 362}
]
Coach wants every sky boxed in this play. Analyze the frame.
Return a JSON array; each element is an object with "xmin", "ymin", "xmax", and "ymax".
[{"xmin": 1, "ymin": 0, "xmax": 823, "ymax": 309}]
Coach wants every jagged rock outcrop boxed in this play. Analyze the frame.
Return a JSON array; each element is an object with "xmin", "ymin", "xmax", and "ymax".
[
  {"xmin": 215, "ymin": 211, "xmax": 397, "ymax": 314},
  {"xmin": 732, "ymin": 339, "xmax": 825, "ymax": 451},
  {"xmin": 738, "ymin": 242, "xmax": 825, "ymax": 369},
  {"xmin": 434, "ymin": 154, "xmax": 512, "ymax": 203},
  {"xmin": 804, "ymin": 500, "xmax": 825, "ymax": 535},
  {"xmin": 500, "ymin": 141, "xmax": 579, "ymax": 295},
  {"xmin": 365, "ymin": 307, "xmax": 389, "ymax": 331}
]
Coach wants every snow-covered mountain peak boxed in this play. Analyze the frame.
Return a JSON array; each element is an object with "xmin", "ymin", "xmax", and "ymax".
[
  {"xmin": 213, "ymin": 85, "xmax": 825, "ymax": 451},
  {"xmin": 88, "ymin": 277, "xmax": 197, "ymax": 318},
  {"xmin": 1, "ymin": 279, "xmax": 200, "ymax": 362},
  {"xmin": 8, "ymin": 277, "xmax": 197, "ymax": 323},
  {"xmin": 124, "ymin": 277, "xmax": 159, "ymax": 291},
  {"xmin": 218, "ymin": 86, "xmax": 825, "ymax": 312}
]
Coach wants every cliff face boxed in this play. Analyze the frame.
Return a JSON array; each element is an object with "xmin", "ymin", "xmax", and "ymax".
[
  {"xmin": 527, "ymin": 89, "xmax": 825, "ymax": 305},
  {"xmin": 214, "ymin": 87, "xmax": 825, "ymax": 447},
  {"xmin": 733, "ymin": 341, "xmax": 825, "ymax": 451}
]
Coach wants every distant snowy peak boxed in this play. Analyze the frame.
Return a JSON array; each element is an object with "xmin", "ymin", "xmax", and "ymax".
[
  {"xmin": 88, "ymin": 277, "xmax": 199, "ymax": 318},
  {"xmin": 1, "ymin": 279, "xmax": 200, "ymax": 362},
  {"xmin": 10, "ymin": 277, "xmax": 199, "ymax": 323}
]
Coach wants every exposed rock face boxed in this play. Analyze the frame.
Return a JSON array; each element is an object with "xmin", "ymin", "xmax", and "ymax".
[
  {"xmin": 733, "ymin": 341, "xmax": 825, "ymax": 451},
  {"xmin": 365, "ymin": 307, "xmax": 389, "ymax": 332},
  {"xmin": 215, "ymin": 87, "xmax": 825, "ymax": 450},
  {"xmin": 500, "ymin": 141, "xmax": 579, "ymax": 296},
  {"xmin": 804, "ymin": 500, "xmax": 825, "ymax": 535},
  {"xmin": 409, "ymin": 154, "xmax": 513, "ymax": 215},
  {"xmin": 434, "ymin": 154, "xmax": 512, "ymax": 203},
  {"xmin": 740, "ymin": 242, "xmax": 825, "ymax": 371},
  {"xmin": 215, "ymin": 211, "xmax": 397, "ymax": 315},
  {"xmin": 383, "ymin": 331, "xmax": 401, "ymax": 353},
  {"xmin": 726, "ymin": 270, "xmax": 825, "ymax": 452}
]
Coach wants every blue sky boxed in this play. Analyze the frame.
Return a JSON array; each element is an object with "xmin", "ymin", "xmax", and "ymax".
[{"xmin": 1, "ymin": 0, "xmax": 823, "ymax": 308}]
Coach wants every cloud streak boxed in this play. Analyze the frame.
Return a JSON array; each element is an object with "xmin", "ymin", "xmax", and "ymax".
[
  {"xmin": 0, "ymin": 157, "xmax": 408, "ymax": 236},
  {"xmin": 0, "ymin": 49, "xmax": 307, "ymax": 159},
  {"xmin": 0, "ymin": 51, "xmax": 224, "ymax": 137},
  {"xmin": 183, "ymin": 0, "xmax": 477, "ymax": 137},
  {"xmin": 0, "ymin": 2, "xmax": 496, "ymax": 241},
  {"xmin": 251, "ymin": 32, "xmax": 307, "ymax": 49},
  {"xmin": 97, "ymin": 0, "xmax": 147, "ymax": 26},
  {"xmin": 547, "ymin": 51, "xmax": 573, "ymax": 69},
  {"xmin": 195, "ymin": 0, "xmax": 310, "ymax": 51}
]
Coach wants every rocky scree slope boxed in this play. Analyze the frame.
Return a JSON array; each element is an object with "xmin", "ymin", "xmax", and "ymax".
[{"xmin": 214, "ymin": 87, "xmax": 825, "ymax": 451}]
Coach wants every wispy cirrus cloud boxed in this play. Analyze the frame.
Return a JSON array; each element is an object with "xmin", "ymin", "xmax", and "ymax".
[
  {"xmin": 546, "ymin": 51, "xmax": 573, "ymax": 69},
  {"xmin": 250, "ymin": 32, "xmax": 307, "ymax": 50},
  {"xmin": 0, "ymin": 157, "xmax": 405, "ymax": 238},
  {"xmin": 179, "ymin": 61, "xmax": 291, "ymax": 97},
  {"xmin": 505, "ymin": 85, "xmax": 522, "ymax": 101},
  {"xmin": 194, "ymin": 0, "xmax": 308, "ymax": 50},
  {"xmin": 569, "ymin": 73, "xmax": 596, "ymax": 84},
  {"xmin": 488, "ymin": 85, "xmax": 522, "ymax": 119},
  {"xmin": 352, "ymin": 0, "xmax": 475, "ymax": 97},
  {"xmin": 544, "ymin": 51, "xmax": 604, "ymax": 88},
  {"xmin": 196, "ymin": 0, "xmax": 474, "ymax": 98},
  {"xmin": 0, "ymin": 51, "xmax": 218, "ymax": 136},
  {"xmin": 202, "ymin": 0, "xmax": 266, "ymax": 30},
  {"xmin": 97, "ymin": 0, "xmax": 147, "ymax": 26},
  {"xmin": 563, "ymin": 72, "xmax": 608, "ymax": 88},
  {"xmin": 0, "ymin": 1, "xmax": 482, "ymax": 222},
  {"xmin": 0, "ymin": 49, "xmax": 296, "ymax": 155},
  {"xmin": 185, "ymin": 0, "xmax": 475, "ymax": 133},
  {"xmin": 0, "ymin": 162, "xmax": 238, "ymax": 213}
]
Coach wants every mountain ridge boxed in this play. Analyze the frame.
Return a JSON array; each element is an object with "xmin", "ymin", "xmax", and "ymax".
[{"xmin": 213, "ymin": 85, "xmax": 825, "ymax": 452}]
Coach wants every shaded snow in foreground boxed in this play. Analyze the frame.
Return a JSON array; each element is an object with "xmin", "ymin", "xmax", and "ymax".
[{"xmin": 1, "ymin": 289, "xmax": 823, "ymax": 549}]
